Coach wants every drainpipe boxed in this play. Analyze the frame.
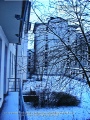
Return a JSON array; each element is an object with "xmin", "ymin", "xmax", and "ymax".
[{"xmin": 15, "ymin": 44, "xmax": 18, "ymax": 91}]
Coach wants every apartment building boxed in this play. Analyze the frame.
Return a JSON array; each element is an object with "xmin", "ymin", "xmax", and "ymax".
[
  {"xmin": 27, "ymin": 49, "xmax": 35, "ymax": 78},
  {"xmin": 70, "ymin": 32, "xmax": 90, "ymax": 77},
  {"xmin": 33, "ymin": 23, "xmax": 48, "ymax": 74},
  {"xmin": 33, "ymin": 17, "xmax": 77, "ymax": 75},
  {"xmin": 0, "ymin": 0, "xmax": 31, "ymax": 109}
]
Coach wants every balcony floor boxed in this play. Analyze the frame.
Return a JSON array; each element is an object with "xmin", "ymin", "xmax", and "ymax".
[{"xmin": 0, "ymin": 92, "xmax": 19, "ymax": 120}]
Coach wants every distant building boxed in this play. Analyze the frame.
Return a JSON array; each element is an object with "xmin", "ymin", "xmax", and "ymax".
[
  {"xmin": 27, "ymin": 49, "xmax": 35, "ymax": 78},
  {"xmin": 33, "ymin": 17, "xmax": 77, "ymax": 75},
  {"xmin": 70, "ymin": 31, "xmax": 90, "ymax": 77},
  {"xmin": 33, "ymin": 23, "xmax": 47, "ymax": 74}
]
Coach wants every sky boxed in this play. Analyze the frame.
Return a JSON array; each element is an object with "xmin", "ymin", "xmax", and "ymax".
[
  {"xmin": 28, "ymin": 0, "xmax": 65, "ymax": 49},
  {"xmin": 28, "ymin": 0, "xmax": 50, "ymax": 49},
  {"xmin": 30, "ymin": 0, "xmax": 50, "ymax": 22},
  {"xmin": 28, "ymin": 0, "xmax": 90, "ymax": 49}
]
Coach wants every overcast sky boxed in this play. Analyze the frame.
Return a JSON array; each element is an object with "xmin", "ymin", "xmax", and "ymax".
[
  {"xmin": 28, "ymin": 0, "xmax": 50, "ymax": 49},
  {"xmin": 30, "ymin": 0, "xmax": 50, "ymax": 23}
]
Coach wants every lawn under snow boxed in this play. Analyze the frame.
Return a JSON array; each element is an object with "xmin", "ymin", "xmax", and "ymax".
[{"xmin": 22, "ymin": 75, "xmax": 90, "ymax": 120}]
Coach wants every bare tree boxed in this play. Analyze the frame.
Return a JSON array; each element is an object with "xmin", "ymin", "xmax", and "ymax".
[{"xmin": 29, "ymin": 0, "xmax": 90, "ymax": 89}]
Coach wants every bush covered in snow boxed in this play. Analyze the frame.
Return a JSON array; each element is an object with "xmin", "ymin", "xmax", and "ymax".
[
  {"xmin": 37, "ymin": 91, "xmax": 80, "ymax": 107},
  {"xmin": 49, "ymin": 92, "xmax": 80, "ymax": 107}
]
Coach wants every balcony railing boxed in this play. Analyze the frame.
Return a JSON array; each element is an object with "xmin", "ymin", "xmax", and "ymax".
[
  {"xmin": 8, "ymin": 78, "xmax": 28, "ymax": 120},
  {"xmin": 8, "ymin": 78, "xmax": 21, "ymax": 92}
]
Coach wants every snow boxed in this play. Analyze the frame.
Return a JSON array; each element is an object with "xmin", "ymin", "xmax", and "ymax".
[
  {"xmin": 24, "ymin": 105, "xmax": 90, "ymax": 120},
  {"xmin": 22, "ymin": 75, "xmax": 90, "ymax": 120},
  {"xmin": 0, "ymin": 92, "xmax": 19, "ymax": 120}
]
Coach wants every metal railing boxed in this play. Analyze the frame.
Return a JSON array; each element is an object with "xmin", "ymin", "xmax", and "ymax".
[
  {"xmin": 8, "ymin": 78, "xmax": 28, "ymax": 120},
  {"xmin": 8, "ymin": 78, "xmax": 21, "ymax": 92},
  {"xmin": 19, "ymin": 79, "xmax": 28, "ymax": 120}
]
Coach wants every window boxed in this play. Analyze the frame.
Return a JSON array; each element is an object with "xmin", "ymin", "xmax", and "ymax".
[
  {"xmin": 45, "ymin": 61, "xmax": 48, "ymax": 67},
  {"xmin": 45, "ymin": 52, "xmax": 48, "ymax": 59},
  {"xmin": 28, "ymin": 68, "xmax": 30, "ymax": 72},
  {"xmin": 9, "ymin": 52, "xmax": 11, "ymax": 77},
  {"xmin": 11, "ymin": 53, "xmax": 13, "ymax": 75},
  {"xmin": 45, "ymin": 44, "xmax": 48, "ymax": 50},
  {"xmin": 29, "ymin": 56, "xmax": 31, "ymax": 59},
  {"xmin": 46, "ymin": 26, "xmax": 48, "ymax": 31}
]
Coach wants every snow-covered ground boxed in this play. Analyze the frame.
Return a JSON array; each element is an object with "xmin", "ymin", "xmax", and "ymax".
[
  {"xmin": 0, "ymin": 92, "xmax": 19, "ymax": 120},
  {"xmin": 22, "ymin": 75, "xmax": 90, "ymax": 120}
]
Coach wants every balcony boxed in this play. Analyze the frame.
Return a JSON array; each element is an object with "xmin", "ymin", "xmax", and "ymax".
[{"xmin": 0, "ymin": 0, "xmax": 31, "ymax": 44}]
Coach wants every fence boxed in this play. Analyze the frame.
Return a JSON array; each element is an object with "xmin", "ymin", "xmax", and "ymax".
[
  {"xmin": 19, "ymin": 79, "xmax": 28, "ymax": 120},
  {"xmin": 8, "ymin": 78, "xmax": 28, "ymax": 120},
  {"xmin": 8, "ymin": 78, "xmax": 21, "ymax": 92}
]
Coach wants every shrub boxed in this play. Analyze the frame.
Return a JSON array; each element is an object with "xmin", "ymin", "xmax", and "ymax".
[
  {"xmin": 29, "ymin": 90, "xmax": 36, "ymax": 95},
  {"xmin": 49, "ymin": 92, "xmax": 80, "ymax": 106},
  {"xmin": 39, "ymin": 91, "xmax": 80, "ymax": 107}
]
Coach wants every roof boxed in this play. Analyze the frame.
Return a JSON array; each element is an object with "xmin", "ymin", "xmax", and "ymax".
[
  {"xmin": 48, "ymin": 17, "xmax": 68, "ymax": 23},
  {"xmin": 33, "ymin": 23, "xmax": 47, "ymax": 33}
]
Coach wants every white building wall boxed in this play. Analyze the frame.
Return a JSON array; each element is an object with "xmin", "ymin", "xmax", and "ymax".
[
  {"xmin": 21, "ymin": 22, "xmax": 28, "ymax": 80},
  {"xmin": 21, "ymin": 36, "xmax": 28, "ymax": 80},
  {"xmin": 8, "ymin": 43, "xmax": 16, "ymax": 79},
  {"xmin": 47, "ymin": 18, "xmax": 68, "ymax": 74},
  {"xmin": 17, "ymin": 33, "xmax": 28, "ymax": 81},
  {"xmin": 34, "ymin": 24, "xmax": 47, "ymax": 74},
  {"xmin": 0, "ymin": 26, "xmax": 16, "ymax": 108},
  {"xmin": 17, "ymin": 44, "xmax": 22, "ymax": 80}
]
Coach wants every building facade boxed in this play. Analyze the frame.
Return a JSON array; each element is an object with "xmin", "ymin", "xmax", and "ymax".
[
  {"xmin": 0, "ymin": 0, "xmax": 31, "ymax": 109},
  {"xmin": 33, "ymin": 17, "xmax": 77, "ymax": 75},
  {"xmin": 0, "ymin": 27, "xmax": 16, "ymax": 108},
  {"xmin": 27, "ymin": 49, "xmax": 35, "ymax": 78},
  {"xmin": 33, "ymin": 23, "xmax": 47, "ymax": 75}
]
